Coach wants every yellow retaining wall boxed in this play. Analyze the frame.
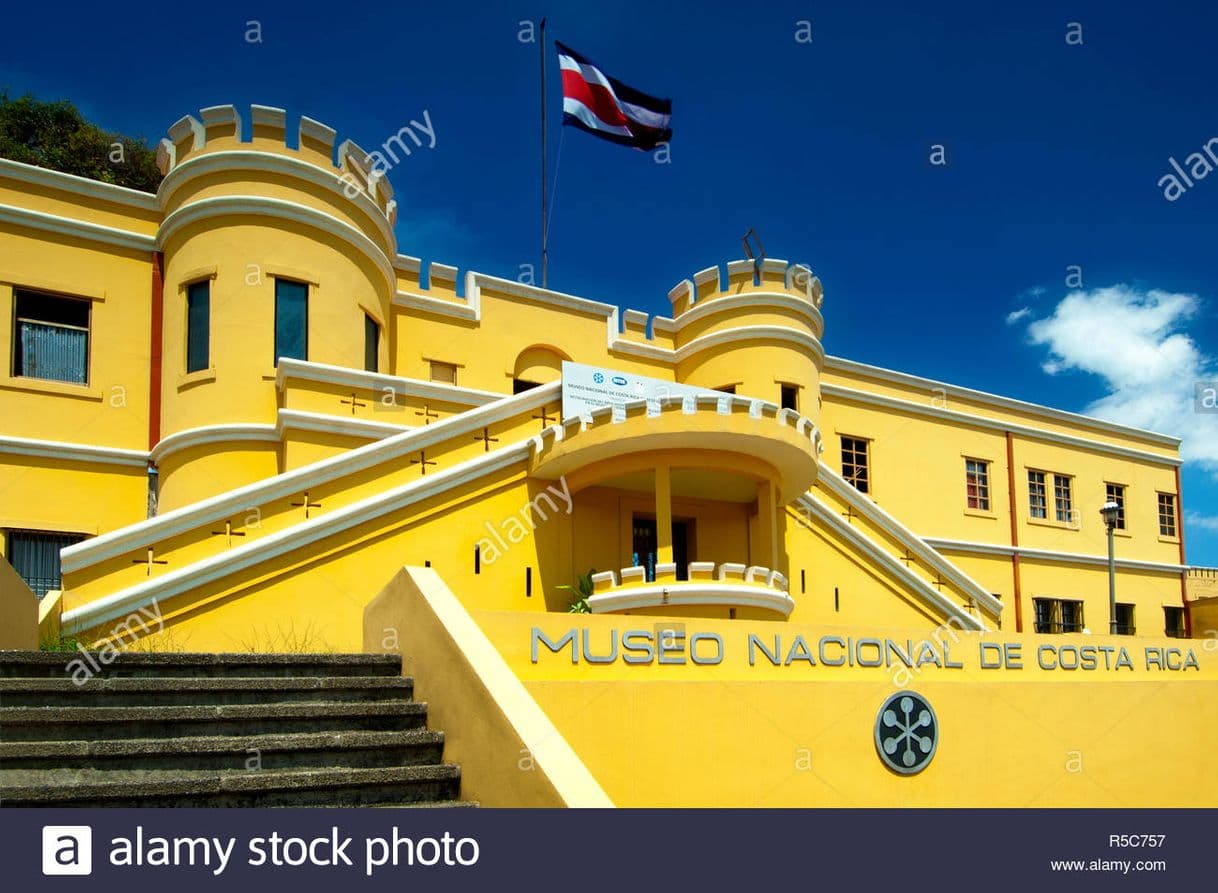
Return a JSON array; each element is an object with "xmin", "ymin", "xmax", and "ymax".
[
  {"xmin": 478, "ymin": 610, "xmax": 1218, "ymax": 807},
  {"xmin": 0, "ymin": 556, "xmax": 38, "ymax": 649}
]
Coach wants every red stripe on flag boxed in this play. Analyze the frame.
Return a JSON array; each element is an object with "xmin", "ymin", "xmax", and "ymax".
[{"xmin": 560, "ymin": 69, "xmax": 631, "ymax": 129}]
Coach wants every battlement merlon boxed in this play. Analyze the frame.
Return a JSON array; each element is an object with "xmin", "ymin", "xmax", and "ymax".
[
  {"xmin": 155, "ymin": 105, "xmax": 396, "ymax": 220},
  {"xmin": 668, "ymin": 259, "xmax": 825, "ymax": 315}
]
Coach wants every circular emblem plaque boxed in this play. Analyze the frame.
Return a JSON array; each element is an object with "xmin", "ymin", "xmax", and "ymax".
[{"xmin": 874, "ymin": 690, "xmax": 938, "ymax": 775}]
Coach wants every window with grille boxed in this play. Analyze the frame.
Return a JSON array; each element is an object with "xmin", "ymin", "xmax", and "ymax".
[
  {"xmin": 5, "ymin": 529, "xmax": 87, "ymax": 598},
  {"xmin": 965, "ymin": 458, "xmax": 990, "ymax": 511},
  {"xmin": 1157, "ymin": 492, "xmax": 1178, "ymax": 537},
  {"xmin": 1164, "ymin": 606, "xmax": 1186, "ymax": 638},
  {"xmin": 1105, "ymin": 483, "xmax": 1126, "ymax": 530},
  {"xmin": 12, "ymin": 289, "xmax": 90, "ymax": 384},
  {"xmin": 1033, "ymin": 597, "xmax": 1085, "ymax": 634},
  {"xmin": 840, "ymin": 436, "xmax": 870, "ymax": 493},
  {"xmin": 1054, "ymin": 474, "xmax": 1074, "ymax": 522},
  {"xmin": 1028, "ymin": 471, "xmax": 1047, "ymax": 519}
]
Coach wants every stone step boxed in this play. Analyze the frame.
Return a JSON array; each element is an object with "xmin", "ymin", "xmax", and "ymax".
[
  {"xmin": 0, "ymin": 676, "xmax": 414, "ymax": 708},
  {"xmin": 0, "ymin": 652, "xmax": 402, "ymax": 679},
  {"xmin": 0, "ymin": 728, "xmax": 444, "ymax": 772},
  {"xmin": 0, "ymin": 701, "xmax": 429, "ymax": 742},
  {"xmin": 0, "ymin": 764, "xmax": 461, "ymax": 807}
]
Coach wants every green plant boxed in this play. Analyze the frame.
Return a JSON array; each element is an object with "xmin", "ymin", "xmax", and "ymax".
[
  {"xmin": 558, "ymin": 569, "xmax": 596, "ymax": 614},
  {"xmin": 0, "ymin": 92, "xmax": 163, "ymax": 191},
  {"xmin": 38, "ymin": 634, "xmax": 83, "ymax": 653}
]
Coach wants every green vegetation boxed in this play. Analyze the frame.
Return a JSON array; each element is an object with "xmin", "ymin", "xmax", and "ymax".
[
  {"xmin": 0, "ymin": 92, "xmax": 162, "ymax": 192},
  {"xmin": 559, "ymin": 569, "xmax": 596, "ymax": 614}
]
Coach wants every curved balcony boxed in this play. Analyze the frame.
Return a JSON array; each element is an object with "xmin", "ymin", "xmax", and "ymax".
[
  {"xmin": 587, "ymin": 561, "xmax": 794, "ymax": 618},
  {"xmin": 531, "ymin": 393, "xmax": 821, "ymax": 504}
]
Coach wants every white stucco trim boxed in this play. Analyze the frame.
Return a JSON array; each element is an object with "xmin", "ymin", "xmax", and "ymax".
[
  {"xmin": 276, "ymin": 409, "xmax": 409, "ymax": 440},
  {"xmin": 674, "ymin": 325, "xmax": 826, "ymax": 365},
  {"xmin": 150, "ymin": 424, "xmax": 279, "ymax": 464},
  {"xmin": 673, "ymin": 291, "xmax": 825, "ymax": 339},
  {"xmin": 0, "ymin": 158, "xmax": 159, "ymax": 210},
  {"xmin": 60, "ymin": 381, "xmax": 561, "ymax": 574},
  {"xmin": 393, "ymin": 291, "xmax": 478, "ymax": 321},
  {"xmin": 587, "ymin": 582, "xmax": 795, "ymax": 617},
  {"xmin": 158, "ymin": 194, "xmax": 395, "ymax": 293},
  {"xmin": 156, "ymin": 151, "xmax": 395, "ymax": 250},
  {"xmin": 275, "ymin": 358, "xmax": 503, "ymax": 406},
  {"xmin": 798, "ymin": 492, "xmax": 988, "ymax": 631},
  {"xmin": 0, "ymin": 203, "xmax": 155, "ymax": 253},
  {"xmin": 824, "ymin": 355, "xmax": 1182, "ymax": 447},
  {"xmin": 923, "ymin": 537, "xmax": 1188, "ymax": 574},
  {"xmin": 61, "ymin": 439, "xmax": 534, "ymax": 635},
  {"xmin": 0, "ymin": 435, "xmax": 148, "ymax": 468},
  {"xmin": 469, "ymin": 272, "xmax": 617, "ymax": 319},
  {"xmin": 814, "ymin": 464, "xmax": 1003, "ymax": 617},
  {"xmin": 821, "ymin": 383, "xmax": 1182, "ymax": 467}
]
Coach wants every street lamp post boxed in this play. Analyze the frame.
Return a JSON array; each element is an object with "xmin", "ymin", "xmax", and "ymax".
[{"xmin": 1100, "ymin": 501, "xmax": 1121, "ymax": 634}]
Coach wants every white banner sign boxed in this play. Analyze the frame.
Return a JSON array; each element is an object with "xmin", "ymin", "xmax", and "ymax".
[{"xmin": 560, "ymin": 361, "xmax": 729, "ymax": 421}]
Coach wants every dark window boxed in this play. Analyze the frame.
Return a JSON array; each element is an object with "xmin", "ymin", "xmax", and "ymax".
[
  {"xmin": 1054, "ymin": 475, "xmax": 1074, "ymax": 523},
  {"xmin": 363, "ymin": 314, "xmax": 379, "ymax": 373},
  {"xmin": 5, "ymin": 529, "xmax": 87, "ymax": 598},
  {"xmin": 1033, "ymin": 597, "xmax": 1085, "ymax": 634},
  {"xmin": 714, "ymin": 384, "xmax": 736, "ymax": 395},
  {"xmin": 1165, "ymin": 606, "xmax": 1187, "ymax": 638},
  {"xmin": 274, "ymin": 279, "xmax": 308, "ymax": 363},
  {"xmin": 12, "ymin": 289, "xmax": 90, "ymax": 384},
  {"xmin": 780, "ymin": 384, "xmax": 799, "ymax": 411},
  {"xmin": 841, "ymin": 436, "xmax": 870, "ymax": 493},
  {"xmin": 1028, "ymin": 471, "xmax": 1047, "ymax": 519},
  {"xmin": 1105, "ymin": 483, "xmax": 1127, "ymax": 530},
  {"xmin": 186, "ymin": 280, "xmax": 210, "ymax": 373},
  {"xmin": 513, "ymin": 379, "xmax": 540, "ymax": 394},
  {"xmin": 965, "ymin": 459, "xmax": 990, "ymax": 511},
  {"xmin": 1158, "ymin": 493, "xmax": 1178, "ymax": 538},
  {"xmin": 1114, "ymin": 603, "xmax": 1136, "ymax": 636}
]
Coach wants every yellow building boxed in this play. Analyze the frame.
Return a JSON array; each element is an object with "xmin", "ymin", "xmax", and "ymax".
[{"xmin": 2, "ymin": 105, "xmax": 1215, "ymax": 807}]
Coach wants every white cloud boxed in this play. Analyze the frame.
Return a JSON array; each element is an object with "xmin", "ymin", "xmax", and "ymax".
[
  {"xmin": 1018, "ymin": 285, "xmax": 1218, "ymax": 471},
  {"xmin": 1005, "ymin": 307, "xmax": 1032, "ymax": 325},
  {"xmin": 1186, "ymin": 511, "xmax": 1218, "ymax": 533}
]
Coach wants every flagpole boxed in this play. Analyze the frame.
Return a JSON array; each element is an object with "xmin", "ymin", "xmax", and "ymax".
[{"xmin": 540, "ymin": 17, "xmax": 548, "ymax": 290}]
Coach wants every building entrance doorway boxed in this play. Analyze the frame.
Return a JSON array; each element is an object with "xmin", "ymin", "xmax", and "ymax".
[{"xmin": 631, "ymin": 516, "xmax": 690, "ymax": 581}]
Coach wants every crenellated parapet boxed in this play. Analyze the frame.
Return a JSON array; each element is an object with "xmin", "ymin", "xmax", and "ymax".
[
  {"xmin": 155, "ymin": 104, "xmax": 397, "ymax": 229},
  {"xmin": 668, "ymin": 258, "xmax": 824, "ymax": 317}
]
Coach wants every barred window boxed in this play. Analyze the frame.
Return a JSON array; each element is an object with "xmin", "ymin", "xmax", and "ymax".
[
  {"xmin": 1165, "ymin": 606, "xmax": 1186, "ymax": 638},
  {"xmin": 5, "ymin": 529, "xmax": 87, "ymax": 598},
  {"xmin": 841, "ymin": 436, "xmax": 870, "ymax": 494},
  {"xmin": 1105, "ymin": 483, "xmax": 1126, "ymax": 530},
  {"xmin": 13, "ymin": 289, "xmax": 90, "ymax": 384},
  {"xmin": 1028, "ymin": 471, "xmax": 1047, "ymax": 519},
  {"xmin": 1054, "ymin": 475, "xmax": 1074, "ymax": 523},
  {"xmin": 965, "ymin": 458, "xmax": 990, "ymax": 511},
  {"xmin": 1158, "ymin": 492, "xmax": 1178, "ymax": 538},
  {"xmin": 1114, "ymin": 603, "xmax": 1136, "ymax": 636},
  {"xmin": 1033, "ymin": 597, "xmax": 1085, "ymax": 634}
]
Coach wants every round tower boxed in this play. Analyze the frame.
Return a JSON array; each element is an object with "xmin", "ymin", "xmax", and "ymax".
[
  {"xmin": 668, "ymin": 258, "xmax": 825, "ymax": 423},
  {"xmin": 151, "ymin": 104, "xmax": 398, "ymax": 511}
]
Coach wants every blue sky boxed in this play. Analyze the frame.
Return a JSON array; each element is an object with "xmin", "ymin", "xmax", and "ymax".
[{"xmin": 4, "ymin": 0, "xmax": 1216, "ymax": 562}]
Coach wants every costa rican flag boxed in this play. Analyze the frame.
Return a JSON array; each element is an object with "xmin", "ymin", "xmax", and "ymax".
[{"xmin": 556, "ymin": 41, "xmax": 672, "ymax": 150}]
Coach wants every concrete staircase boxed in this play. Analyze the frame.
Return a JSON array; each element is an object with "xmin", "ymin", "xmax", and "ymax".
[{"xmin": 0, "ymin": 652, "xmax": 471, "ymax": 807}]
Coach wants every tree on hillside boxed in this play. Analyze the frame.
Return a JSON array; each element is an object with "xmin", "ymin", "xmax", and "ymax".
[{"xmin": 0, "ymin": 93, "xmax": 162, "ymax": 192}]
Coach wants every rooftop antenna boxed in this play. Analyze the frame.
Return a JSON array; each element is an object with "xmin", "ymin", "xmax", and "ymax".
[{"xmin": 741, "ymin": 228, "xmax": 765, "ymax": 273}]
